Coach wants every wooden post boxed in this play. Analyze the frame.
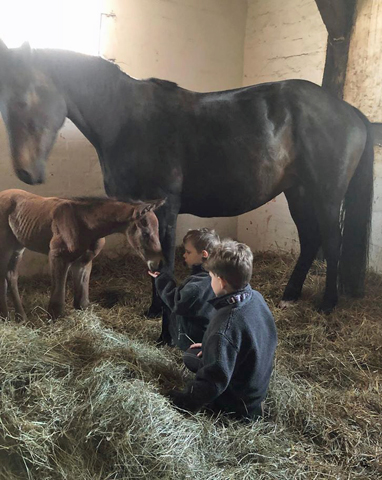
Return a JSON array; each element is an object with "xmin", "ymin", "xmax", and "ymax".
[{"xmin": 315, "ymin": 0, "xmax": 357, "ymax": 98}]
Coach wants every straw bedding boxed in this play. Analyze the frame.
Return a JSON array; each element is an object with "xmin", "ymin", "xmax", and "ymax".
[{"xmin": 0, "ymin": 249, "xmax": 381, "ymax": 479}]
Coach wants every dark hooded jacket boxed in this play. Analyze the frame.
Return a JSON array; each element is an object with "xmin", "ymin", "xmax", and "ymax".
[
  {"xmin": 155, "ymin": 264, "xmax": 215, "ymax": 350},
  {"xmin": 170, "ymin": 284, "xmax": 278, "ymax": 418}
]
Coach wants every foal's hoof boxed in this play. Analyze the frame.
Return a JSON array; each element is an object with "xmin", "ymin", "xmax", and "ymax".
[{"xmin": 278, "ymin": 299, "xmax": 296, "ymax": 309}]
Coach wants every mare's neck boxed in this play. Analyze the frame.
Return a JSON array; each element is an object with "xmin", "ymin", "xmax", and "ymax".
[{"xmin": 35, "ymin": 50, "xmax": 139, "ymax": 149}]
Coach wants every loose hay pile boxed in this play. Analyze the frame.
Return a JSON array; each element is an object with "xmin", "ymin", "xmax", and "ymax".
[{"xmin": 0, "ymin": 250, "xmax": 381, "ymax": 479}]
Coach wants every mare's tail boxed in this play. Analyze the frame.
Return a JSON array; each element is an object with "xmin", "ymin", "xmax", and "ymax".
[{"xmin": 339, "ymin": 108, "xmax": 374, "ymax": 296}]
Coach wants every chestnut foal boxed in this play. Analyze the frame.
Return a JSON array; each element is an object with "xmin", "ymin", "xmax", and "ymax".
[{"xmin": 0, "ymin": 189, "xmax": 164, "ymax": 320}]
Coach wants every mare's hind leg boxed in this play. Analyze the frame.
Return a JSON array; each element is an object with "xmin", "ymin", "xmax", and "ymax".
[
  {"xmin": 313, "ymin": 200, "xmax": 343, "ymax": 314},
  {"xmin": 281, "ymin": 186, "xmax": 321, "ymax": 306},
  {"xmin": 71, "ymin": 238, "xmax": 105, "ymax": 310},
  {"xmin": 7, "ymin": 247, "xmax": 26, "ymax": 321}
]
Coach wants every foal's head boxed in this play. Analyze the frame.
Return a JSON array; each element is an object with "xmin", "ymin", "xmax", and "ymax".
[
  {"xmin": 0, "ymin": 41, "xmax": 66, "ymax": 184},
  {"xmin": 126, "ymin": 200, "xmax": 165, "ymax": 271}
]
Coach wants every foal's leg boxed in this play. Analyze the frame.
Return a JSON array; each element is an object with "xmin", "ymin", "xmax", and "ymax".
[
  {"xmin": 48, "ymin": 253, "xmax": 71, "ymax": 319},
  {"xmin": 280, "ymin": 186, "xmax": 321, "ymax": 307},
  {"xmin": 7, "ymin": 247, "xmax": 27, "ymax": 321},
  {"xmin": 0, "ymin": 247, "xmax": 16, "ymax": 319},
  {"xmin": 71, "ymin": 238, "xmax": 105, "ymax": 310}
]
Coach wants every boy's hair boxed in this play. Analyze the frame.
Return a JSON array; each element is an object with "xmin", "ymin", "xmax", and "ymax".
[
  {"xmin": 183, "ymin": 228, "xmax": 220, "ymax": 255},
  {"xmin": 205, "ymin": 239, "xmax": 253, "ymax": 290}
]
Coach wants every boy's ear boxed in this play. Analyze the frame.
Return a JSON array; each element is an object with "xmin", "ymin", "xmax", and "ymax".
[
  {"xmin": 220, "ymin": 277, "xmax": 230, "ymax": 290},
  {"xmin": 201, "ymin": 250, "xmax": 208, "ymax": 259}
]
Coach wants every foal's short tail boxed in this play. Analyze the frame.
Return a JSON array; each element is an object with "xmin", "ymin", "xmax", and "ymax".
[{"xmin": 339, "ymin": 109, "xmax": 374, "ymax": 297}]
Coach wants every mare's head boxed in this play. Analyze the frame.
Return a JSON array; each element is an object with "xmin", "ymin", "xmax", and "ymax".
[
  {"xmin": 126, "ymin": 200, "xmax": 165, "ymax": 271},
  {"xmin": 0, "ymin": 40, "xmax": 67, "ymax": 184}
]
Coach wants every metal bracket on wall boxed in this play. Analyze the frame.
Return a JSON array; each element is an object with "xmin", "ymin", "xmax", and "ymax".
[{"xmin": 98, "ymin": 11, "xmax": 117, "ymax": 60}]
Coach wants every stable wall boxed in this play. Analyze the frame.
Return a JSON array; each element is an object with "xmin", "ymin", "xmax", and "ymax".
[
  {"xmin": 99, "ymin": 0, "xmax": 247, "ymax": 243},
  {"xmin": 237, "ymin": 0, "xmax": 382, "ymax": 274},
  {"xmin": 237, "ymin": 0, "xmax": 327, "ymax": 256},
  {"xmin": 0, "ymin": 0, "xmax": 247, "ymax": 274}
]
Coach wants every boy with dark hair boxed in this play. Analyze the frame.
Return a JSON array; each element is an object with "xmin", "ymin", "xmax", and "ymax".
[
  {"xmin": 149, "ymin": 228, "xmax": 220, "ymax": 350},
  {"xmin": 168, "ymin": 239, "xmax": 277, "ymax": 420}
]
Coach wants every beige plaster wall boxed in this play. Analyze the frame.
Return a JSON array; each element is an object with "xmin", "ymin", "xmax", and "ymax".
[
  {"xmin": 100, "ymin": 0, "xmax": 247, "ymax": 242},
  {"xmin": 237, "ymin": 0, "xmax": 327, "ymax": 255},
  {"xmin": 0, "ymin": 0, "xmax": 247, "ymax": 275}
]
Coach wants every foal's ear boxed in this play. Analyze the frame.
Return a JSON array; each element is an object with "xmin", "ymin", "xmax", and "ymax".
[{"xmin": 132, "ymin": 198, "xmax": 166, "ymax": 218}]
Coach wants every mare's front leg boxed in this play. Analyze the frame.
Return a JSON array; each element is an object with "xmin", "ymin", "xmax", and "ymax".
[
  {"xmin": 146, "ymin": 199, "xmax": 179, "ymax": 318},
  {"xmin": 48, "ymin": 247, "xmax": 71, "ymax": 319},
  {"xmin": 152, "ymin": 198, "xmax": 180, "ymax": 345},
  {"xmin": 71, "ymin": 238, "xmax": 105, "ymax": 310}
]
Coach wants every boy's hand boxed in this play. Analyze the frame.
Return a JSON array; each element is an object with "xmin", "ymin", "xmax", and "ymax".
[
  {"xmin": 148, "ymin": 271, "xmax": 161, "ymax": 278},
  {"xmin": 190, "ymin": 343, "xmax": 203, "ymax": 357}
]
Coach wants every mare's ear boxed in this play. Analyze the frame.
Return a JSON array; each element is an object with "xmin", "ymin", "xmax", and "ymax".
[
  {"xmin": 0, "ymin": 39, "xmax": 8, "ymax": 57},
  {"xmin": 19, "ymin": 41, "xmax": 32, "ymax": 63},
  {"xmin": 132, "ymin": 198, "xmax": 166, "ymax": 219},
  {"xmin": 0, "ymin": 39, "xmax": 9, "ymax": 84},
  {"xmin": 52, "ymin": 203, "xmax": 81, "ymax": 253}
]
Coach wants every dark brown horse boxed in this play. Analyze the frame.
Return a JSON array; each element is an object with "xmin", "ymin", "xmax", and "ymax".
[
  {"xmin": 0, "ymin": 189, "xmax": 163, "ymax": 319},
  {"xmin": 0, "ymin": 42, "xmax": 374, "ymax": 332}
]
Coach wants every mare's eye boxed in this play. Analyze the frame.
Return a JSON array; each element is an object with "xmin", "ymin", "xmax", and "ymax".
[{"xmin": 14, "ymin": 100, "xmax": 28, "ymax": 110}]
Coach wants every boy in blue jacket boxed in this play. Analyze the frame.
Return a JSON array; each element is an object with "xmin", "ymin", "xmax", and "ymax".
[
  {"xmin": 168, "ymin": 240, "xmax": 277, "ymax": 420},
  {"xmin": 149, "ymin": 228, "xmax": 220, "ymax": 350}
]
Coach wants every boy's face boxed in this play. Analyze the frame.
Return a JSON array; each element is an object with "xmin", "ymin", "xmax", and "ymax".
[
  {"xmin": 209, "ymin": 272, "xmax": 226, "ymax": 296},
  {"xmin": 183, "ymin": 241, "xmax": 207, "ymax": 267}
]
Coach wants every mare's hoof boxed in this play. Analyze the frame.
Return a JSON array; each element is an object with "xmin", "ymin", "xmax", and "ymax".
[
  {"xmin": 317, "ymin": 299, "xmax": 337, "ymax": 315},
  {"xmin": 155, "ymin": 335, "xmax": 173, "ymax": 348},
  {"xmin": 48, "ymin": 305, "xmax": 64, "ymax": 320},
  {"xmin": 278, "ymin": 299, "xmax": 296, "ymax": 309},
  {"xmin": 143, "ymin": 306, "xmax": 162, "ymax": 318},
  {"xmin": 74, "ymin": 302, "xmax": 90, "ymax": 310}
]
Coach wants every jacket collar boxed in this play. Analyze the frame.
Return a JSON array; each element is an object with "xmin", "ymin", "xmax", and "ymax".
[
  {"xmin": 191, "ymin": 263, "xmax": 206, "ymax": 275},
  {"xmin": 209, "ymin": 284, "xmax": 252, "ymax": 310}
]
